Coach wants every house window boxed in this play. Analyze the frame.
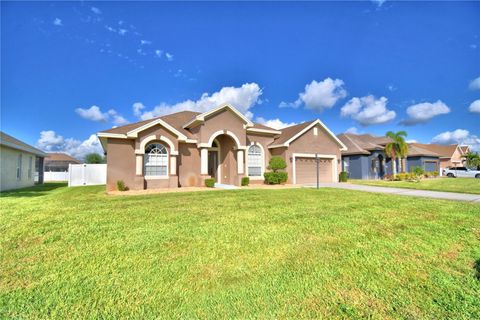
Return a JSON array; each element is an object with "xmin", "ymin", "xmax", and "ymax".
[
  {"xmin": 371, "ymin": 158, "xmax": 377, "ymax": 172},
  {"xmin": 28, "ymin": 156, "xmax": 33, "ymax": 179},
  {"xmin": 17, "ymin": 154, "xmax": 22, "ymax": 180},
  {"xmin": 343, "ymin": 158, "xmax": 349, "ymax": 173},
  {"xmin": 144, "ymin": 143, "xmax": 168, "ymax": 177},
  {"xmin": 247, "ymin": 145, "xmax": 263, "ymax": 177}
]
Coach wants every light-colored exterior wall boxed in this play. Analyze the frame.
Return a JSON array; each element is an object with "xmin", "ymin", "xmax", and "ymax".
[
  {"xmin": 0, "ymin": 145, "xmax": 36, "ymax": 191},
  {"xmin": 440, "ymin": 147, "xmax": 463, "ymax": 170}
]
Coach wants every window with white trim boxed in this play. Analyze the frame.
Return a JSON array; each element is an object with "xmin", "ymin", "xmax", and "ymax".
[
  {"xmin": 343, "ymin": 158, "xmax": 349, "ymax": 173},
  {"xmin": 247, "ymin": 145, "xmax": 263, "ymax": 177},
  {"xmin": 28, "ymin": 156, "xmax": 33, "ymax": 179},
  {"xmin": 17, "ymin": 154, "xmax": 22, "ymax": 180},
  {"xmin": 144, "ymin": 143, "xmax": 168, "ymax": 177}
]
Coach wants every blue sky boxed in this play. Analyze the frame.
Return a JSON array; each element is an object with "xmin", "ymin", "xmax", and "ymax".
[{"xmin": 1, "ymin": 1, "xmax": 479, "ymax": 158}]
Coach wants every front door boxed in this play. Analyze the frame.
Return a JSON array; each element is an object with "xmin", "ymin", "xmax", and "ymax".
[{"xmin": 208, "ymin": 151, "xmax": 218, "ymax": 182}]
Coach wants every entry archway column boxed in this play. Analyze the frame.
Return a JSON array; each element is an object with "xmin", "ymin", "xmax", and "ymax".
[
  {"xmin": 135, "ymin": 153, "xmax": 143, "ymax": 175},
  {"xmin": 200, "ymin": 148, "xmax": 208, "ymax": 175},
  {"xmin": 237, "ymin": 149, "xmax": 244, "ymax": 174}
]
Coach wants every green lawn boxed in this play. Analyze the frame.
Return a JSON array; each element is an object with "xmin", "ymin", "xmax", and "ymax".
[
  {"xmin": 1, "ymin": 183, "xmax": 479, "ymax": 319},
  {"xmin": 350, "ymin": 177, "xmax": 480, "ymax": 195}
]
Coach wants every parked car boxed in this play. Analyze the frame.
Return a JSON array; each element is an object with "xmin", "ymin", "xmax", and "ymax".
[{"xmin": 443, "ymin": 167, "xmax": 480, "ymax": 178}]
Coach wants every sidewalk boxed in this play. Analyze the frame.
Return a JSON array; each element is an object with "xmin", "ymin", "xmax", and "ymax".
[{"xmin": 306, "ymin": 183, "xmax": 480, "ymax": 203}]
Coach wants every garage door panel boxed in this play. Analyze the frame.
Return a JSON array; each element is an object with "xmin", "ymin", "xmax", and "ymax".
[{"xmin": 296, "ymin": 157, "xmax": 333, "ymax": 184}]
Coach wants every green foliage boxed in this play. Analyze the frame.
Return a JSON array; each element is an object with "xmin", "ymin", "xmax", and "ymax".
[
  {"xmin": 339, "ymin": 171, "xmax": 348, "ymax": 182},
  {"xmin": 241, "ymin": 177, "xmax": 250, "ymax": 186},
  {"xmin": 384, "ymin": 131, "xmax": 408, "ymax": 174},
  {"xmin": 267, "ymin": 156, "xmax": 287, "ymax": 173},
  {"xmin": 463, "ymin": 152, "xmax": 480, "ymax": 169},
  {"xmin": 1, "ymin": 183, "xmax": 479, "ymax": 318},
  {"xmin": 204, "ymin": 178, "xmax": 215, "ymax": 188},
  {"xmin": 264, "ymin": 172, "xmax": 288, "ymax": 184},
  {"xmin": 116, "ymin": 180, "xmax": 126, "ymax": 191},
  {"xmin": 84, "ymin": 152, "xmax": 105, "ymax": 164}
]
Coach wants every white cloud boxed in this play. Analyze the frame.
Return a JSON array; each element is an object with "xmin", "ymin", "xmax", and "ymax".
[
  {"xmin": 155, "ymin": 49, "xmax": 163, "ymax": 58},
  {"xmin": 406, "ymin": 139, "xmax": 418, "ymax": 143},
  {"xmin": 387, "ymin": 84, "xmax": 397, "ymax": 92},
  {"xmin": 76, "ymin": 105, "xmax": 128, "ymax": 125},
  {"xmin": 402, "ymin": 100, "xmax": 450, "ymax": 125},
  {"xmin": 37, "ymin": 131, "xmax": 104, "ymax": 160},
  {"xmin": 345, "ymin": 127, "xmax": 359, "ymax": 134},
  {"xmin": 138, "ymin": 83, "xmax": 262, "ymax": 120},
  {"xmin": 91, "ymin": 7, "xmax": 102, "ymax": 15},
  {"xmin": 469, "ymin": 76, "xmax": 480, "ymax": 90},
  {"xmin": 432, "ymin": 129, "xmax": 480, "ymax": 151},
  {"xmin": 107, "ymin": 110, "xmax": 129, "ymax": 125},
  {"xmin": 341, "ymin": 95, "xmax": 396, "ymax": 126},
  {"xmin": 53, "ymin": 18, "xmax": 63, "ymax": 26},
  {"xmin": 140, "ymin": 40, "xmax": 152, "ymax": 45},
  {"xmin": 133, "ymin": 102, "xmax": 146, "ymax": 117},
  {"xmin": 118, "ymin": 29, "xmax": 127, "ymax": 36},
  {"xmin": 255, "ymin": 117, "xmax": 297, "ymax": 130},
  {"xmin": 165, "ymin": 53, "xmax": 174, "ymax": 61},
  {"xmin": 469, "ymin": 99, "xmax": 480, "ymax": 113},
  {"xmin": 371, "ymin": 0, "xmax": 386, "ymax": 7},
  {"xmin": 280, "ymin": 78, "xmax": 347, "ymax": 112},
  {"xmin": 75, "ymin": 105, "xmax": 108, "ymax": 122}
]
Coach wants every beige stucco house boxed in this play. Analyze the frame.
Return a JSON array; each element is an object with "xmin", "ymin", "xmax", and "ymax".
[
  {"xmin": 0, "ymin": 131, "xmax": 47, "ymax": 192},
  {"xmin": 98, "ymin": 104, "xmax": 347, "ymax": 190}
]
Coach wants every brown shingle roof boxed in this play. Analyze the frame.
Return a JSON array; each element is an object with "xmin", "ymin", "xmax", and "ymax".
[
  {"xmin": 270, "ymin": 120, "xmax": 315, "ymax": 146},
  {"xmin": 407, "ymin": 144, "xmax": 439, "ymax": 157},
  {"xmin": 99, "ymin": 111, "xmax": 200, "ymax": 138},
  {"xmin": 337, "ymin": 133, "xmax": 391, "ymax": 155},
  {"xmin": 251, "ymin": 123, "xmax": 279, "ymax": 131},
  {"xmin": 459, "ymin": 146, "xmax": 470, "ymax": 154},
  {"xmin": 45, "ymin": 152, "xmax": 81, "ymax": 163},
  {"xmin": 0, "ymin": 131, "xmax": 47, "ymax": 157},
  {"xmin": 409, "ymin": 143, "xmax": 458, "ymax": 158}
]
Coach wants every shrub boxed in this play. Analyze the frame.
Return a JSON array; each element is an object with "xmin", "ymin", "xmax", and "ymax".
[
  {"xmin": 241, "ymin": 177, "xmax": 250, "ymax": 186},
  {"xmin": 384, "ymin": 174, "xmax": 394, "ymax": 181},
  {"xmin": 264, "ymin": 172, "xmax": 288, "ymax": 185},
  {"xmin": 395, "ymin": 173, "xmax": 408, "ymax": 181},
  {"xmin": 116, "ymin": 180, "xmax": 126, "ymax": 191},
  {"xmin": 339, "ymin": 171, "xmax": 348, "ymax": 182},
  {"xmin": 432, "ymin": 171, "xmax": 439, "ymax": 177},
  {"xmin": 267, "ymin": 156, "xmax": 287, "ymax": 172},
  {"xmin": 410, "ymin": 166, "xmax": 424, "ymax": 182},
  {"xmin": 204, "ymin": 178, "xmax": 215, "ymax": 188}
]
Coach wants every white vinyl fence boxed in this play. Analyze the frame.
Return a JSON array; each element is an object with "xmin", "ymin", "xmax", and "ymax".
[
  {"xmin": 44, "ymin": 171, "xmax": 69, "ymax": 182},
  {"xmin": 68, "ymin": 164, "xmax": 107, "ymax": 187}
]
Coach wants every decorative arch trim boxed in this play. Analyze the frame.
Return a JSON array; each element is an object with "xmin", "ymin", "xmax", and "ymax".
[
  {"xmin": 197, "ymin": 130, "xmax": 247, "ymax": 149},
  {"xmin": 135, "ymin": 135, "xmax": 179, "ymax": 155}
]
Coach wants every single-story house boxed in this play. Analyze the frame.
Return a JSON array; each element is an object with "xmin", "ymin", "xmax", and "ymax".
[
  {"xmin": 44, "ymin": 152, "xmax": 81, "ymax": 172},
  {"xmin": 408, "ymin": 143, "xmax": 466, "ymax": 174},
  {"xmin": 337, "ymin": 133, "xmax": 440, "ymax": 179},
  {"xmin": 98, "ymin": 104, "xmax": 347, "ymax": 190},
  {"xmin": 0, "ymin": 131, "xmax": 47, "ymax": 192}
]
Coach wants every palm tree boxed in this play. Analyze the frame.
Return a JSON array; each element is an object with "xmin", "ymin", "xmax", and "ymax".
[
  {"xmin": 463, "ymin": 151, "xmax": 480, "ymax": 169},
  {"xmin": 384, "ymin": 131, "xmax": 408, "ymax": 175}
]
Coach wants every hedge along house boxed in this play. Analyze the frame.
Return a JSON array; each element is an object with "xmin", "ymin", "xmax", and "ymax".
[
  {"xmin": 97, "ymin": 104, "xmax": 347, "ymax": 190},
  {"xmin": 337, "ymin": 133, "xmax": 441, "ymax": 180}
]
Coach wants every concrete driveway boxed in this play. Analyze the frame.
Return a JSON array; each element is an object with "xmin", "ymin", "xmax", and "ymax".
[{"xmin": 304, "ymin": 183, "xmax": 480, "ymax": 203}]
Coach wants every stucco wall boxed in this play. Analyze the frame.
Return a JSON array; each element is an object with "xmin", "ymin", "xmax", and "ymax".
[
  {"xmin": 197, "ymin": 109, "xmax": 247, "ymax": 146},
  {"xmin": 281, "ymin": 124, "xmax": 342, "ymax": 183},
  {"xmin": 407, "ymin": 156, "xmax": 439, "ymax": 172},
  {"xmin": 0, "ymin": 146, "xmax": 37, "ymax": 191},
  {"xmin": 178, "ymin": 143, "xmax": 202, "ymax": 187},
  {"xmin": 106, "ymin": 138, "xmax": 137, "ymax": 191},
  {"xmin": 135, "ymin": 125, "xmax": 179, "ymax": 153}
]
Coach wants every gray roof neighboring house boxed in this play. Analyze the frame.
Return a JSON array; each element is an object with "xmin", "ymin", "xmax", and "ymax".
[
  {"xmin": 337, "ymin": 133, "xmax": 392, "ymax": 155},
  {"xmin": 0, "ymin": 131, "xmax": 47, "ymax": 157}
]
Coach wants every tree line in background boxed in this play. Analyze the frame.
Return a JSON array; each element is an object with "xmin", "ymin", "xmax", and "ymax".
[{"xmin": 84, "ymin": 153, "xmax": 106, "ymax": 164}]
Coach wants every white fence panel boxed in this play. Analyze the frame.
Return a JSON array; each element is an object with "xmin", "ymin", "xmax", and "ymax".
[
  {"xmin": 44, "ymin": 171, "xmax": 69, "ymax": 181},
  {"xmin": 68, "ymin": 164, "xmax": 107, "ymax": 187}
]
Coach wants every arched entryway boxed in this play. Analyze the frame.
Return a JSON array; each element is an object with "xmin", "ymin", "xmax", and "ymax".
[
  {"xmin": 378, "ymin": 154, "xmax": 385, "ymax": 178},
  {"xmin": 200, "ymin": 130, "xmax": 245, "ymax": 185}
]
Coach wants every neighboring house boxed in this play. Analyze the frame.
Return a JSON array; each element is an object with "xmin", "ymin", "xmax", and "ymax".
[
  {"xmin": 337, "ymin": 133, "xmax": 440, "ymax": 179},
  {"xmin": 97, "ymin": 104, "xmax": 347, "ymax": 190},
  {"xmin": 0, "ymin": 131, "xmax": 47, "ymax": 191},
  {"xmin": 44, "ymin": 153, "xmax": 81, "ymax": 172},
  {"xmin": 409, "ymin": 143, "xmax": 465, "ymax": 173}
]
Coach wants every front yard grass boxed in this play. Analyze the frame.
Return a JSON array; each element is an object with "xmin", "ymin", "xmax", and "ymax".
[
  {"xmin": 1, "ymin": 183, "xmax": 479, "ymax": 319},
  {"xmin": 350, "ymin": 177, "xmax": 480, "ymax": 194}
]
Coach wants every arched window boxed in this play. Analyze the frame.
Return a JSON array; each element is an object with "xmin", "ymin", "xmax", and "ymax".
[
  {"xmin": 144, "ymin": 143, "xmax": 168, "ymax": 177},
  {"xmin": 247, "ymin": 144, "xmax": 263, "ymax": 177}
]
